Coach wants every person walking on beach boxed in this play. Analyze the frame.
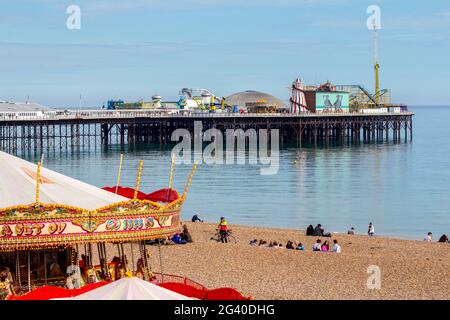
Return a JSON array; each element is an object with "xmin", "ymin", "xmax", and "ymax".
[
  {"xmin": 218, "ymin": 217, "xmax": 229, "ymax": 243},
  {"xmin": 368, "ymin": 222, "xmax": 375, "ymax": 236},
  {"xmin": 424, "ymin": 232, "xmax": 433, "ymax": 242}
]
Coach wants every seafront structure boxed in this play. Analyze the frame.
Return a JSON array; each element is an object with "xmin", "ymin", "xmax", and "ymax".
[{"xmin": 0, "ymin": 109, "xmax": 413, "ymax": 154}]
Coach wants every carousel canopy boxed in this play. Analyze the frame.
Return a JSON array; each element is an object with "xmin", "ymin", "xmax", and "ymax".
[
  {"xmin": 0, "ymin": 151, "xmax": 127, "ymax": 210},
  {"xmin": 69, "ymin": 277, "xmax": 193, "ymax": 300},
  {"xmin": 102, "ymin": 186, "xmax": 180, "ymax": 203}
]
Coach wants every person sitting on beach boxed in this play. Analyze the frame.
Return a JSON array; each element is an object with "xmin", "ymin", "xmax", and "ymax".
[
  {"xmin": 332, "ymin": 240, "xmax": 341, "ymax": 253},
  {"xmin": 180, "ymin": 225, "xmax": 193, "ymax": 243},
  {"xmin": 348, "ymin": 227, "xmax": 355, "ymax": 235},
  {"xmin": 249, "ymin": 239, "xmax": 258, "ymax": 246},
  {"xmin": 438, "ymin": 234, "xmax": 449, "ymax": 243},
  {"xmin": 424, "ymin": 232, "xmax": 433, "ymax": 242},
  {"xmin": 313, "ymin": 224, "xmax": 332, "ymax": 237},
  {"xmin": 313, "ymin": 224, "xmax": 324, "ymax": 236},
  {"xmin": 321, "ymin": 241, "xmax": 330, "ymax": 252},
  {"xmin": 172, "ymin": 233, "xmax": 187, "ymax": 244},
  {"xmin": 313, "ymin": 239, "xmax": 322, "ymax": 251},
  {"xmin": 306, "ymin": 225, "xmax": 314, "ymax": 236},
  {"xmin": 368, "ymin": 222, "xmax": 375, "ymax": 236},
  {"xmin": 286, "ymin": 241, "xmax": 295, "ymax": 250},
  {"xmin": 191, "ymin": 214, "xmax": 203, "ymax": 223},
  {"xmin": 296, "ymin": 242, "xmax": 305, "ymax": 250}
]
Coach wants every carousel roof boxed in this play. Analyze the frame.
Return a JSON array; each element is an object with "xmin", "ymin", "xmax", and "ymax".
[
  {"xmin": 70, "ymin": 277, "xmax": 193, "ymax": 300},
  {"xmin": 0, "ymin": 151, "xmax": 127, "ymax": 210}
]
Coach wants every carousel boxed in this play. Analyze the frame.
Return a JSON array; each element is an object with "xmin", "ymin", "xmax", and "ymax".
[{"xmin": 0, "ymin": 151, "xmax": 197, "ymax": 298}]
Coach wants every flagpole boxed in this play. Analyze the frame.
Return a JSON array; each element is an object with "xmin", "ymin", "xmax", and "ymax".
[
  {"xmin": 115, "ymin": 153, "xmax": 124, "ymax": 194},
  {"xmin": 133, "ymin": 160, "xmax": 144, "ymax": 200}
]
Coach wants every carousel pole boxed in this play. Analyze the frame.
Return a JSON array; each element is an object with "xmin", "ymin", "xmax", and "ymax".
[
  {"xmin": 75, "ymin": 244, "xmax": 79, "ymax": 269},
  {"xmin": 97, "ymin": 243, "xmax": 103, "ymax": 273},
  {"xmin": 43, "ymin": 250, "xmax": 47, "ymax": 285},
  {"xmin": 158, "ymin": 241, "xmax": 164, "ymax": 282},
  {"xmin": 35, "ymin": 161, "xmax": 42, "ymax": 205},
  {"xmin": 97, "ymin": 243, "xmax": 101, "ymax": 262},
  {"xmin": 102, "ymin": 243, "xmax": 108, "ymax": 267},
  {"xmin": 84, "ymin": 244, "xmax": 88, "ymax": 267},
  {"xmin": 115, "ymin": 153, "xmax": 124, "ymax": 194},
  {"xmin": 27, "ymin": 250, "xmax": 31, "ymax": 292},
  {"xmin": 120, "ymin": 243, "xmax": 126, "ymax": 266},
  {"xmin": 167, "ymin": 154, "xmax": 176, "ymax": 201},
  {"xmin": 169, "ymin": 154, "xmax": 175, "ymax": 189},
  {"xmin": 182, "ymin": 162, "xmax": 198, "ymax": 198},
  {"xmin": 88, "ymin": 243, "xmax": 93, "ymax": 266},
  {"xmin": 138, "ymin": 241, "xmax": 146, "ymax": 280},
  {"xmin": 143, "ymin": 241, "xmax": 151, "ymax": 280},
  {"xmin": 133, "ymin": 160, "xmax": 144, "ymax": 200},
  {"xmin": 130, "ymin": 242, "xmax": 135, "ymax": 274},
  {"xmin": 15, "ymin": 250, "xmax": 21, "ymax": 290}
]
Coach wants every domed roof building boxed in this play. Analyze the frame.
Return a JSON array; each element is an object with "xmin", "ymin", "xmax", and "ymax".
[{"xmin": 225, "ymin": 90, "xmax": 286, "ymax": 109}]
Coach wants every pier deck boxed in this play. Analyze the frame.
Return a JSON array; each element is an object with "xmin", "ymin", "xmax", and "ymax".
[{"xmin": 0, "ymin": 110, "xmax": 414, "ymax": 154}]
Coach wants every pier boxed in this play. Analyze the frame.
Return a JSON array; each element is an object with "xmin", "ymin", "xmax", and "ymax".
[{"xmin": 0, "ymin": 110, "xmax": 413, "ymax": 154}]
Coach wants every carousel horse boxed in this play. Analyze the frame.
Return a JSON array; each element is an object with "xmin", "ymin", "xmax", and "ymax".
[
  {"xmin": 66, "ymin": 264, "xmax": 82, "ymax": 289},
  {"xmin": 136, "ymin": 258, "xmax": 146, "ymax": 279},
  {"xmin": 0, "ymin": 271, "xmax": 14, "ymax": 300},
  {"xmin": 108, "ymin": 263, "xmax": 116, "ymax": 281},
  {"xmin": 85, "ymin": 266, "xmax": 99, "ymax": 284}
]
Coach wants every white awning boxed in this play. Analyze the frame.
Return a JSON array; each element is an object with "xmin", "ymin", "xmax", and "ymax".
[
  {"xmin": 0, "ymin": 151, "xmax": 127, "ymax": 210},
  {"xmin": 69, "ymin": 277, "xmax": 193, "ymax": 300}
]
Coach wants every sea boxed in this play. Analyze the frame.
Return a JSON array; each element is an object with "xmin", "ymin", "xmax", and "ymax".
[{"xmin": 18, "ymin": 106, "xmax": 450, "ymax": 240}]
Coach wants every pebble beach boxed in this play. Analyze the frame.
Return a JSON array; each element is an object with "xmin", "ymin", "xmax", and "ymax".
[{"xmin": 138, "ymin": 222, "xmax": 449, "ymax": 300}]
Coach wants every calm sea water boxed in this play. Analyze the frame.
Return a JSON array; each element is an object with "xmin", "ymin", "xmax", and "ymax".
[{"xmin": 19, "ymin": 106, "xmax": 450, "ymax": 240}]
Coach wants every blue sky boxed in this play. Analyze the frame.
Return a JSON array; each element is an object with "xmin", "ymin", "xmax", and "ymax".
[{"xmin": 0, "ymin": 0, "xmax": 449, "ymax": 107}]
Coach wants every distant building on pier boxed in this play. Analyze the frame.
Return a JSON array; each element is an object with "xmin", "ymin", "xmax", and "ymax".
[{"xmin": 226, "ymin": 90, "xmax": 287, "ymax": 113}]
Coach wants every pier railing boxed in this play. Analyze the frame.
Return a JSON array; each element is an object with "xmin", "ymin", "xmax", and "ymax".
[{"xmin": 0, "ymin": 109, "xmax": 413, "ymax": 122}]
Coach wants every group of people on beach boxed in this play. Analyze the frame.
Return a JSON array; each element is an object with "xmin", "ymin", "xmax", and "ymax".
[
  {"xmin": 424, "ymin": 232, "xmax": 449, "ymax": 243},
  {"xmin": 248, "ymin": 238, "xmax": 341, "ymax": 253},
  {"xmin": 248, "ymin": 239, "xmax": 305, "ymax": 250},
  {"xmin": 312, "ymin": 239, "xmax": 341, "ymax": 253},
  {"xmin": 306, "ymin": 224, "xmax": 332, "ymax": 237}
]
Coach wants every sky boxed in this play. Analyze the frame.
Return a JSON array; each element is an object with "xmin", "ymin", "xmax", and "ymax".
[{"xmin": 0, "ymin": 0, "xmax": 449, "ymax": 108}]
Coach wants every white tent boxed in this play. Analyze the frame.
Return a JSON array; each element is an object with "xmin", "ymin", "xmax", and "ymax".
[
  {"xmin": 69, "ymin": 277, "xmax": 193, "ymax": 300},
  {"xmin": 0, "ymin": 151, "xmax": 127, "ymax": 210}
]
